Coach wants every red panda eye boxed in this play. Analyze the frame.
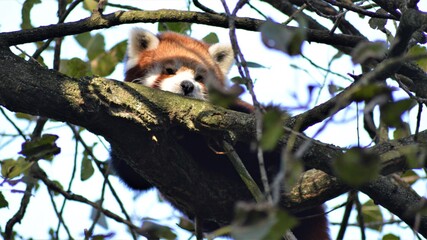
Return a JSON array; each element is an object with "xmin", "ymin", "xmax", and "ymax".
[
  {"xmin": 165, "ymin": 68, "xmax": 176, "ymax": 75},
  {"xmin": 195, "ymin": 75, "xmax": 204, "ymax": 82}
]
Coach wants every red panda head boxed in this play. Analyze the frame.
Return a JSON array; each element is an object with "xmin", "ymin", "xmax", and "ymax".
[{"xmin": 124, "ymin": 28, "xmax": 235, "ymax": 100}]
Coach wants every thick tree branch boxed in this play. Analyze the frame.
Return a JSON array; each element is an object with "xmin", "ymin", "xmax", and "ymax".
[
  {"xmin": 321, "ymin": 0, "xmax": 398, "ymax": 19},
  {"xmin": 360, "ymin": 175, "xmax": 427, "ymax": 236},
  {"xmin": 287, "ymin": 8, "xmax": 427, "ymax": 129},
  {"xmin": 1, "ymin": 45, "xmax": 427, "ymax": 236},
  {"xmin": 371, "ymin": 0, "xmax": 402, "ymax": 18},
  {"xmin": 0, "ymin": 9, "xmax": 365, "ymax": 48}
]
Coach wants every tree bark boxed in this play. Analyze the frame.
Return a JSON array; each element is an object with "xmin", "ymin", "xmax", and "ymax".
[{"xmin": 1, "ymin": 45, "xmax": 427, "ymax": 236}]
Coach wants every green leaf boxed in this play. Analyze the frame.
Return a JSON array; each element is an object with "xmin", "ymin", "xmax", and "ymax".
[
  {"xmin": 91, "ymin": 52, "xmax": 116, "ymax": 76},
  {"xmin": 260, "ymin": 19, "xmax": 306, "ymax": 56},
  {"xmin": 208, "ymin": 84, "xmax": 244, "ymax": 109},
  {"xmin": 80, "ymin": 150, "xmax": 94, "ymax": 181},
  {"xmin": 393, "ymin": 122, "xmax": 411, "ymax": 139},
  {"xmin": 60, "ymin": 58, "xmax": 91, "ymax": 78},
  {"xmin": 352, "ymin": 83, "xmax": 393, "ymax": 102},
  {"xmin": 202, "ymin": 32, "xmax": 219, "ymax": 44},
  {"xmin": 368, "ymin": 10, "xmax": 388, "ymax": 31},
  {"xmin": 231, "ymin": 202, "xmax": 297, "ymax": 240},
  {"xmin": 407, "ymin": 45, "xmax": 427, "ymax": 71},
  {"xmin": 263, "ymin": 208, "xmax": 298, "ymax": 240},
  {"xmin": 90, "ymin": 40, "xmax": 127, "ymax": 77},
  {"xmin": 333, "ymin": 147, "xmax": 380, "ymax": 186},
  {"xmin": 362, "ymin": 199, "xmax": 383, "ymax": 232},
  {"xmin": 351, "ymin": 41, "xmax": 387, "ymax": 64},
  {"xmin": 21, "ymin": 0, "xmax": 41, "ymax": 30},
  {"xmin": 381, "ymin": 99, "xmax": 416, "ymax": 128},
  {"xmin": 50, "ymin": 180, "xmax": 64, "ymax": 196},
  {"xmin": 176, "ymin": 217, "xmax": 195, "ymax": 232},
  {"xmin": 20, "ymin": 134, "xmax": 61, "ymax": 161},
  {"xmin": 261, "ymin": 108, "xmax": 285, "ymax": 151},
  {"xmin": 236, "ymin": 61, "xmax": 267, "ymax": 69},
  {"xmin": 74, "ymin": 32, "xmax": 106, "ymax": 60},
  {"xmin": 138, "ymin": 221, "xmax": 177, "ymax": 240},
  {"xmin": 1, "ymin": 158, "xmax": 33, "ymax": 179},
  {"xmin": 74, "ymin": 32, "xmax": 92, "ymax": 49},
  {"xmin": 110, "ymin": 40, "xmax": 127, "ymax": 62},
  {"xmin": 328, "ymin": 83, "xmax": 345, "ymax": 95},
  {"xmin": 86, "ymin": 33, "xmax": 106, "ymax": 61},
  {"xmin": 397, "ymin": 145, "xmax": 423, "ymax": 169},
  {"xmin": 158, "ymin": 22, "xmax": 191, "ymax": 34},
  {"xmin": 15, "ymin": 112, "xmax": 36, "ymax": 121},
  {"xmin": 230, "ymin": 76, "xmax": 249, "ymax": 85},
  {"xmin": 0, "ymin": 191, "xmax": 9, "ymax": 209},
  {"xmin": 382, "ymin": 233, "xmax": 400, "ymax": 240},
  {"xmin": 83, "ymin": 0, "xmax": 98, "ymax": 12}
]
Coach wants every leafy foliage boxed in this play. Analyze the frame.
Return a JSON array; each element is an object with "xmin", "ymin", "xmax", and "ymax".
[
  {"xmin": 408, "ymin": 45, "xmax": 427, "ymax": 71},
  {"xmin": 80, "ymin": 147, "xmax": 95, "ymax": 181},
  {"xmin": 260, "ymin": 19, "xmax": 306, "ymax": 56},
  {"xmin": 138, "ymin": 220, "xmax": 177, "ymax": 240},
  {"xmin": 231, "ymin": 202, "xmax": 296, "ymax": 240},
  {"xmin": 21, "ymin": 0, "xmax": 41, "ymax": 30},
  {"xmin": 361, "ymin": 199, "xmax": 384, "ymax": 232},
  {"xmin": 1, "ymin": 158, "xmax": 33, "ymax": 179},
  {"xmin": 351, "ymin": 41, "xmax": 387, "ymax": 64},
  {"xmin": 158, "ymin": 22, "xmax": 192, "ymax": 34},
  {"xmin": 261, "ymin": 108, "xmax": 285, "ymax": 151},
  {"xmin": 0, "ymin": 192, "xmax": 8, "ymax": 209},
  {"xmin": 333, "ymin": 147, "xmax": 380, "ymax": 187},
  {"xmin": 20, "ymin": 134, "xmax": 60, "ymax": 161}
]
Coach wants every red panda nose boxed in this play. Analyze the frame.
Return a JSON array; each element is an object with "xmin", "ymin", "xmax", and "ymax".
[{"xmin": 180, "ymin": 80, "xmax": 194, "ymax": 95}]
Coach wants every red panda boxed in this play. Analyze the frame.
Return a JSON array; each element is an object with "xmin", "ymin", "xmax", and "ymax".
[
  {"xmin": 110, "ymin": 28, "xmax": 330, "ymax": 240},
  {"xmin": 124, "ymin": 28, "xmax": 230, "ymax": 99}
]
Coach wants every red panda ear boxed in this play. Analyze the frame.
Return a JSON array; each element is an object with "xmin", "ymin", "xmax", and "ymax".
[
  {"xmin": 208, "ymin": 43, "xmax": 234, "ymax": 76},
  {"xmin": 126, "ymin": 28, "xmax": 160, "ymax": 68}
]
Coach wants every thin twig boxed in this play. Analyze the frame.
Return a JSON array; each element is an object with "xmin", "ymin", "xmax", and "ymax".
[
  {"xmin": 247, "ymin": 1, "xmax": 268, "ymax": 19},
  {"xmin": 67, "ymin": 124, "xmax": 137, "ymax": 239},
  {"xmin": 220, "ymin": 0, "xmax": 272, "ymax": 203},
  {"xmin": 222, "ymin": 141, "xmax": 265, "ymax": 202},
  {"xmin": 48, "ymin": 187, "xmax": 73, "ymax": 239},
  {"xmin": 85, "ymin": 172, "xmax": 108, "ymax": 239},
  {"xmin": 283, "ymin": 4, "xmax": 308, "ymax": 25},
  {"xmin": 32, "ymin": 165, "xmax": 142, "ymax": 234},
  {"xmin": 32, "ymin": 0, "xmax": 84, "ymax": 59},
  {"xmin": 354, "ymin": 193, "xmax": 366, "ymax": 240},
  {"xmin": 336, "ymin": 191, "xmax": 356, "ymax": 240},
  {"xmin": 106, "ymin": 2, "xmax": 142, "ymax": 11},
  {"xmin": 193, "ymin": 0, "xmax": 217, "ymax": 14},
  {"xmin": 322, "ymin": 0, "xmax": 398, "ymax": 19},
  {"xmin": 0, "ymin": 107, "xmax": 27, "ymax": 141},
  {"xmin": 415, "ymin": 102, "xmax": 423, "ymax": 141},
  {"xmin": 5, "ymin": 180, "xmax": 35, "ymax": 239},
  {"xmin": 55, "ymin": 135, "xmax": 79, "ymax": 237}
]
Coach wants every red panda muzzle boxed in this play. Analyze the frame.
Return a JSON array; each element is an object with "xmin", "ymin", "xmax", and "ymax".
[{"xmin": 180, "ymin": 80, "xmax": 195, "ymax": 96}]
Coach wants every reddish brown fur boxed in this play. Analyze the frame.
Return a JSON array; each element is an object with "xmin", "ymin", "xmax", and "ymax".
[
  {"xmin": 125, "ymin": 32, "xmax": 225, "ymax": 89},
  {"xmin": 293, "ymin": 205, "xmax": 330, "ymax": 240}
]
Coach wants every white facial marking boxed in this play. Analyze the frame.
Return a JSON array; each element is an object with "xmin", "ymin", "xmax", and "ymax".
[
  {"xmin": 143, "ymin": 66, "xmax": 161, "ymax": 87},
  {"xmin": 160, "ymin": 69, "xmax": 206, "ymax": 100},
  {"xmin": 126, "ymin": 28, "xmax": 160, "ymax": 71},
  {"xmin": 126, "ymin": 58, "xmax": 140, "ymax": 72},
  {"xmin": 208, "ymin": 43, "xmax": 234, "ymax": 75}
]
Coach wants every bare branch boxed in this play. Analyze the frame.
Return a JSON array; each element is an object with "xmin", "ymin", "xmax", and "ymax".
[{"xmin": 0, "ymin": 9, "xmax": 365, "ymax": 48}]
